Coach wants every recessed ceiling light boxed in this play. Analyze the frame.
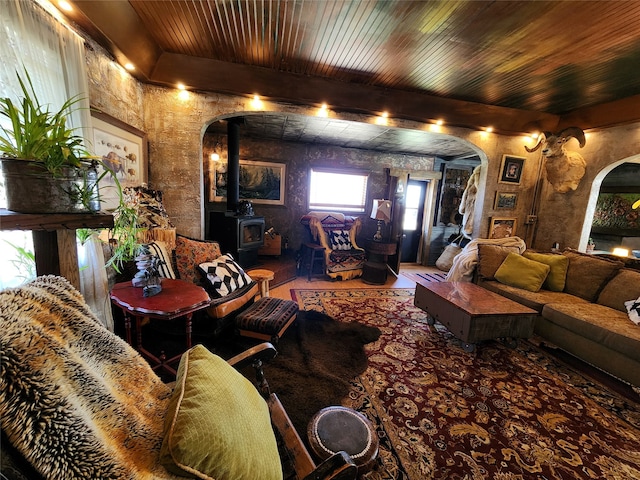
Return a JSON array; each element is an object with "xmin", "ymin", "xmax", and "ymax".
[
  {"xmin": 124, "ymin": 63, "xmax": 135, "ymax": 71},
  {"xmin": 485, "ymin": 126, "xmax": 494, "ymax": 133},
  {"xmin": 58, "ymin": 1, "xmax": 72, "ymax": 11},
  {"xmin": 177, "ymin": 83, "xmax": 186, "ymax": 90},
  {"xmin": 317, "ymin": 103, "xmax": 329, "ymax": 117}
]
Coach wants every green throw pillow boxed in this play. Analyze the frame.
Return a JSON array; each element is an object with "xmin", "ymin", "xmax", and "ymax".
[
  {"xmin": 494, "ymin": 253, "xmax": 550, "ymax": 292},
  {"xmin": 523, "ymin": 251, "xmax": 569, "ymax": 291},
  {"xmin": 160, "ymin": 345, "xmax": 282, "ymax": 480}
]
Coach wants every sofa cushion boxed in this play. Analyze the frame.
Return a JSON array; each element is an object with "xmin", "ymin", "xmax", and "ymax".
[
  {"xmin": 477, "ymin": 244, "xmax": 522, "ymax": 280},
  {"xmin": 597, "ymin": 268, "xmax": 640, "ymax": 313},
  {"xmin": 494, "ymin": 253, "xmax": 550, "ymax": 292},
  {"xmin": 542, "ymin": 302, "xmax": 640, "ymax": 362},
  {"xmin": 160, "ymin": 345, "xmax": 281, "ymax": 480},
  {"xmin": 329, "ymin": 229, "xmax": 353, "ymax": 250},
  {"xmin": 174, "ymin": 235, "xmax": 222, "ymax": 284},
  {"xmin": 198, "ymin": 254, "xmax": 253, "ymax": 297},
  {"xmin": 523, "ymin": 251, "xmax": 569, "ymax": 291},
  {"xmin": 562, "ymin": 249, "xmax": 624, "ymax": 301},
  {"xmin": 479, "ymin": 279, "xmax": 588, "ymax": 312},
  {"xmin": 147, "ymin": 241, "xmax": 177, "ymax": 279}
]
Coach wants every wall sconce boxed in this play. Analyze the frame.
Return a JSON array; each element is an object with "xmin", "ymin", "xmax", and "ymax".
[{"xmin": 371, "ymin": 199, "xmax": 392, "ymax": 242}]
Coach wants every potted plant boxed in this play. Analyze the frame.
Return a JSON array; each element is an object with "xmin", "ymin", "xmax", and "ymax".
[
  {"xmin": 1, "ymin": 68, "xmax": 145, "ymax": 274},
  {"xmin": 0, "ymin": 68, "xmax": 104, "ymax": 213}
]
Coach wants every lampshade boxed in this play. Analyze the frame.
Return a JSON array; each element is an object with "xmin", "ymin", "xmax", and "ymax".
[{"xmin": 371, "ymin": 199, "xmax": 392, "ymax": 223}]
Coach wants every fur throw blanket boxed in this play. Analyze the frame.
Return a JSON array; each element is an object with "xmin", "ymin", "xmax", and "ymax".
[
  {"xmin": 0, "ymin": 276, "xmax": 181, "ymax": 480},
  {"xmin": 446, "ymin": 236, "xmax": 527, "ymax": 282}
]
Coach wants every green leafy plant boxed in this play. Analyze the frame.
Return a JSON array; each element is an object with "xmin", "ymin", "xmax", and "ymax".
[
  {"xmin": 0, "ymin": 68, "xmax": 88, "ymax": 174},
  {"xmin": 4, "ymin": 240, "xmax": 36, "ymax": 283}
]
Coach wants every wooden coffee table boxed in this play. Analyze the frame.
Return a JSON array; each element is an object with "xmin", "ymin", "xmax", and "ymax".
[
  {"xmin": 414, "ymin": 281, "xmax": 538, "ymax": 352},
  {"xmin": 110, "ymin": 279, "xmax": 211, "ymax": 376}
]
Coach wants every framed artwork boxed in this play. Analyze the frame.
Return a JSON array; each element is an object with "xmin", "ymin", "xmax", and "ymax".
[
  {"xmin": 211, "ymin": 160, "xmax": 286, "ymax": 205},
  {"xmin": 494, "ymin": 191, "xmax": 518, "ymax": 210},
  {"xmin": 498, "ymin": 154, "xmax": 525, "ymax": 185},
  {"xmin": 489, "ymin": 217, "xmax": 517, "ymax": 239},
  {"xmin": 90, "ymin": 110, "xmax": 148, "ymax": 210}
]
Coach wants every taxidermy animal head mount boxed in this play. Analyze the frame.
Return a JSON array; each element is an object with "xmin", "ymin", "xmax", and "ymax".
[{"xmin": 525, "ymin": 127, "xmax": 586, "ymax": 193}]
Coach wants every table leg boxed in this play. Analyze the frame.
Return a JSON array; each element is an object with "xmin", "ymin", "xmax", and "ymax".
[
  {"xmin": 123, "ymin": 311, "xmax": 133, "ymax": 345},
  {"xmin": 135, "ymin": 316, "xmax": 144, "ymax": 350},
  {"xmin": 184, "ymin": 313, "xmax": 193, "ymax": 350}
]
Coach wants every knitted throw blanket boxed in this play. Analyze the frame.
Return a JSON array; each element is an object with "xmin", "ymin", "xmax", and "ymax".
[
  {"xmin": 445, "ymin": 236, "xmax": 527, "ymax": 282},
  {"xmin": 0, "ymin": 276, "xmax": 181, "ymax": 480}
]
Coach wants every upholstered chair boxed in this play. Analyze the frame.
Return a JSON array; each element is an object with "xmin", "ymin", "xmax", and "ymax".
[{"xmin": 300, "ymin": 212, "xmax": 367, "ymax": 280}]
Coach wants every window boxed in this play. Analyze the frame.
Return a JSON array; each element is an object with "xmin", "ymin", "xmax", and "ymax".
[
  {"xmin": 308, "ymin": 168, "xmax": 369, "ymax": 213},
  {"xmin": 403, "ymin": 182, "xmax": 422, "ymax": 230}
]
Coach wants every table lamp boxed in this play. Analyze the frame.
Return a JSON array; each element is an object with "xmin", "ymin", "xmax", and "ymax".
[{"xmin": 371, "ymin": 199, "xmax": 392, "ymax": 242}]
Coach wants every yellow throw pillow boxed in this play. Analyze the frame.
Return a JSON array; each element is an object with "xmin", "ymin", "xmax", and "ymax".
[
  {"xmin": 160, "ymin": 345, "xmax": 282, "ymax": 480},
  {"xmin": 522, "ymin": 251, "xmax": 569, "ymax": 291},
  {"xmin": 494, "ymin": 253, "xmax": 550, "ymax": 292}
]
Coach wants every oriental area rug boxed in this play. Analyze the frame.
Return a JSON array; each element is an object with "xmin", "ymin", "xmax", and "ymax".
[{"xmin": 290, "ymin": 288, "xmax": 640, "ymax": 480}]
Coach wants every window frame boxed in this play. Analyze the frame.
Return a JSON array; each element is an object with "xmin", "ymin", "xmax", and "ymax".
[{"xmin": 307, "ymin": 166, "xmax": 370, "ymax": 213}]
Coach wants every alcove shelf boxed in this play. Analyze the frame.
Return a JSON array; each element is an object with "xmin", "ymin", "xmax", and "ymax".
[{"xmin": 0, "ymin": 209, "xmax": 114, "ymax": 289}]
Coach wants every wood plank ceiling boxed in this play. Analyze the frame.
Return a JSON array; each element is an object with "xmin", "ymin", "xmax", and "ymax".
[{"xmin": 66, "ymin": 0, "xmax": 640, "ymax": 156}]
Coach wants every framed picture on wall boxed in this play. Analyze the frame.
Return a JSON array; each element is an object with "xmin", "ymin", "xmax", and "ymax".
[
  {"xmin": 498, "ymin": 154, "xmax": 525, "ymax": 185},
  {"xmin": 211, "ymin": 160, "xmax": 286, "ymax": 205},
  {"xmin": 494, "ymin": 191, "xmax": 518, "ymax": 210},
  {"xmin": 489, "ymin": 217, "xmax": 517, "ymax": 239},
  {"xmin": 90, "ymin": 109, "xmax": 148, "ymax": 210}
]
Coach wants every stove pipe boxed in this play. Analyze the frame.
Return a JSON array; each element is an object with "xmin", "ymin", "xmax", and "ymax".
[{"xmin": 226, "ymin": 118, "xmax": 243, "ymax": 214}]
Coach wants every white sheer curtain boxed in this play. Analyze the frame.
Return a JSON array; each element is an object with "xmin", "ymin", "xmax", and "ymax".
[
  {"xmin": 0, "ymin": 0, "xmax": 112, "ymax": 330},
  {"xmin": 0, "ymin": 0, "xmax": 91, "ymax": 138}
]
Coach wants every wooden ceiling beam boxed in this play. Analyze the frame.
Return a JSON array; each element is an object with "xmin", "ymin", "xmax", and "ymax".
[
  {"xmin": 72, "ymin": 0, "xmax": 162, "ymax": 80},
  {"xmin": 151, "ymin": 52, "xmax": 560, "ymax": 135},
  {"xmin": 558, "ymin": 94, "xmax": 640, "ymax": 131}
]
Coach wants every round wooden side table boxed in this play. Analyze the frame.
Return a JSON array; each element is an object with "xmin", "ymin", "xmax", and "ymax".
[
  {"xmin": 307, "ymin": 406, "xmax": 379, "ymax": 472},
  {"xmin": 247, "ymin": 268, "xmax": 275, "ymax": 297}
]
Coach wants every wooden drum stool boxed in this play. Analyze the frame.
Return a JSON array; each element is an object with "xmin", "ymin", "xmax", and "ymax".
[
  {"xmin": 307, "ymin": 406, "xmax": 378, "ymax": 472},
  {"xmin": 235, "ymin": 297, "xmax": 298, "ymax": 345}
]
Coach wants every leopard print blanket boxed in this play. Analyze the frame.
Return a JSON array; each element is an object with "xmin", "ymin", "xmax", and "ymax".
[{"xmin": 0, "ymin": 276, "xmax": 182, "ymax": 479}]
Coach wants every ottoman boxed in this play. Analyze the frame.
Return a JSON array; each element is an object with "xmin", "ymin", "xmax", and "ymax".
[
  {"xmin": 307, "ymin": 406, "xmax": 378, "ymax": 472},
  {"xmin": 235, "ymin": 296, "xmax": 298, "ymax": 344}
]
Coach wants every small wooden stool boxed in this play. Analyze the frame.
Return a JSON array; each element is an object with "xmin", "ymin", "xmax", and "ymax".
[
  {"xmin": 247, "ymin": 268, "xmax": 275, "ymax": 298},
  {"xmin": 235, "ymin": 297, "xmax": 298, "ymax": 344},
  {"xmin": 307, "ymin": 406, "xmax": 378, "ymax": 472}
]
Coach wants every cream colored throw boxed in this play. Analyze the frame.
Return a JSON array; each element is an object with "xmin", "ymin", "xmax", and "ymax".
[{"xmin": 446, "ymin": 236, "xmax": 527, "ymax": 282}]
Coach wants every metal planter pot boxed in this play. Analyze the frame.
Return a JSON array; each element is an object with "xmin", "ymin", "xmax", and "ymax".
[{"xmin": 1, "ymin": 158, "xmax": 99, "ymax": 214}]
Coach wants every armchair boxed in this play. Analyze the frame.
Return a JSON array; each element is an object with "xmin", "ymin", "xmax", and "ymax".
[
  {"xmin": 300, "ymin": 212, "xmax": 367, "ymax": 280},
  {"xmin": 0, "ymin": 276, "xmax": 357, "ymax": 480}
]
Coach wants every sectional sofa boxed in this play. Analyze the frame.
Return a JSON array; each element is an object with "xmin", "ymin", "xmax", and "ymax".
[{"xmin": 473, "ymin": 246, "xmax": 640, "ymax": 387}]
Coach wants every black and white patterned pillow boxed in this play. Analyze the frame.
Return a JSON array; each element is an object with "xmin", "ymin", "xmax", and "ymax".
[
  {"xmin": 626, "ymin": 296, "xmax": 640, "ymax": 325},
  {"xmin": 329, "ymin": 230, "xmax": 352, "ymax": 250},
  {"xmin": 198, "ymin": 254, "xmax": 252, "ymax": 297},
  {"xmin": 147, "ymin": 241, "xmax": 177, "ymax": 279}
]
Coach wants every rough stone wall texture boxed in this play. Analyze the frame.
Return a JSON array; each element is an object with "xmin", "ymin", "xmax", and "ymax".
[
  {"xmin": 535, "ymin": 124, "xmax": 640, "ymax": 251},
  {"xmin": 85, "ymin": 44, "xmax": 144, "ymax": 132},
  {"xmin": 84, "ymin": 37, "xmax": 640, "ymax": 257}
]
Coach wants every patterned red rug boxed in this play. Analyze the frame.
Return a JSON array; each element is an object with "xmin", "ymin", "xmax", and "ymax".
[{"xmin": 291, "ymin": 288, "xmax": 640, "ymax": 480}]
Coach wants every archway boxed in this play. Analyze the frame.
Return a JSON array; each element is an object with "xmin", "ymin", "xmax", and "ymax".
[{"xmin": 581, "ymin": 156, "xmax": 640, "ymax": 253}]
